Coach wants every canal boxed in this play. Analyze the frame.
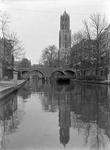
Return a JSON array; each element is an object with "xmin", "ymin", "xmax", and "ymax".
[{"xmin": 0, "ymin": 79, "xmax": 110, "ymax": 150}]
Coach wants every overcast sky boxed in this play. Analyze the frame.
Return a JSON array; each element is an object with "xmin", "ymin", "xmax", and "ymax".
[{"xmin": 1, "ymin": 0, "xmax": 110, "ymax": 64}]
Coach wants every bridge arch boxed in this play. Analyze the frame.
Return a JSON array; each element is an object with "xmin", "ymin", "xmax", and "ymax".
[
  {"xmin": 22, "ymin": 71, "xmax": 30, "ymax": 79},
  {"xmin": 64, "ymin": 70, "xmax": 76, "ymax": 78},
  {"xmin": 50, "ymin": 70, "xmax": 65, "ymax": 78},
  {"xmin": 26, "ymin": 70, "xmax": 44, "ymax": 79},
  {"xmin": 64, "ymin": 70, "xmax": 75, "ymax": 75}
]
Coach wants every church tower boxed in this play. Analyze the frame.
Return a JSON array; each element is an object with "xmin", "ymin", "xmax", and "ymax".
[{"xmin": 59, "ymin": 11, "xmax": 71, "ymax": 61}]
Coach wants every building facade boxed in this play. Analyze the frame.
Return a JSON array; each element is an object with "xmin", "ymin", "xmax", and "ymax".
[
  {"xmin": 102, "ymin": 25, "xmax": 110, "ymax": 66},
  {"xmin": 0, "ymin": 38, "xmax": 4, "ymax": 79},
  {"xmin": 0, "ymin": 38, "xmax": 13, "ymax": 79},
  {"xmin": 102, "ymin": 24, "xmax": 110, "ymax": 79},
  {"xmin": 59, "ymin": 11, "xmax": 71, "ymax": 66}
]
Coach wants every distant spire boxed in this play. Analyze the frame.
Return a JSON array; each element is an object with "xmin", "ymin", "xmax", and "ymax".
[{"xmin": 64, "ymin": 9, "xmax": 66, "ymax": 15}]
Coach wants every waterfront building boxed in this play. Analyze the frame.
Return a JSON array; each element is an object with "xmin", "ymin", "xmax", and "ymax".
[
  {"xmin": 0, "ymin": 38, "xmax": 4, "ymax": 79},
  {"xmin": 102, "ymin": 24, "xmax": 110, "ymax": 68},
  {"xmin": 59, "ymin": 11, "xmax": 71, "ymax": 67},
  {"xmin": 96, "ymin": 24, "xmax": 110, "ymax": 78},
  {"xmin": 0, "ymin": 38, "xmax": 13, "ymax": 79}
]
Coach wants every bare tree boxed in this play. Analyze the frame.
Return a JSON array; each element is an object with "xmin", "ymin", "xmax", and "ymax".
[
  {"xmin": 0, "ymin": 11, "xmax": 10, "ymax": 38},
  {"xmin": 70, "ymin": 31, "xmax": 88, "ymax": 76},
  {"xmin": 8, "ymin": 32, "xmax": 25, "ymax": 61},
  {"xmin": 71, "ymin": 30, "xmax": 84, "ymax": 46},
  {"xmin": 0, "ymin": 11, "xmax": 10, "ymax": 77},
  {"xmin": 83, "ymin": 13, "xmax": 108, "ymax": 76},
  {"xmin": 71, "ymin": 31, "xmax": 84, "ymax": 66},
  {"xmin": 40, "ymin": 45, "xmax": 58, "ymax": 67},
  {"xmin": 0, "ymin": 11, "xmax": 25, "ymax": 77}
]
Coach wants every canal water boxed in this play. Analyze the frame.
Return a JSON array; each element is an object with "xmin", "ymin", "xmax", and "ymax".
[{"xmin": 0, "ymin": 79, "xmax": 110, "ymax": 150}]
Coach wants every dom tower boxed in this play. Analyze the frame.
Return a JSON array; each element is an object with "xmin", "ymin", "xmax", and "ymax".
[{"xmin": 59, "ymin": 11, "xmax": 71, "ymax": 67}]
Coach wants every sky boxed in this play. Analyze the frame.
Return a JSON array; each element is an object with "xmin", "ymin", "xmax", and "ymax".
[{"xmin": 0, "ymin": 0, "xmax": 110, "ymax": 64}]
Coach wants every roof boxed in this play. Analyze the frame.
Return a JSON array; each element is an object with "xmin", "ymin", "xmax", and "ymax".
[{"xmin": 62, "ymin": 10, "xmax": 69, "ymax": 17}]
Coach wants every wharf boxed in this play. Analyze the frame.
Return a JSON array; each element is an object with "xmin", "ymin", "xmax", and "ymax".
[{"xmin": 0, "ymin": 80, "xmax": 27, "ymax": 99}]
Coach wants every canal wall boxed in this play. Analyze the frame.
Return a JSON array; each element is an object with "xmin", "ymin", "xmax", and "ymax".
[
  {"xmin": 0, "ymin": 80, "xmax": 27, "ymax": 99},
  {"xmin": 71, "ymin": 79, "xmax": 110, "ymax": 85}
]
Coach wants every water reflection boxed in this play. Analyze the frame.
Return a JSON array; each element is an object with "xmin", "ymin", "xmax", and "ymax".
[
  {"xmin": 0, "ymin": 79, "xmax": 110, "ymax": 150},
  {"xmin": 70, "ymin": 83, "xmax": 110, "ymax": 150},
  {"xmin": 27, "ymin": 78, "xmax": 45, "ymax": 92},
  {"xmin": 0, "ymin": 94, "xmax": 16, "ymax": 149},
  {"xmin": 0, "ymin": 92, "xmax": 25, "ymax": 150},
  {"xmin": 39, "ymin": 81, "xmax": 110, "ymax": 149}
]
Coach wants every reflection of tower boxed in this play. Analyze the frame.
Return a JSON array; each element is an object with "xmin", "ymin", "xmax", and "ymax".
[
  {"xmin": 59, "ymin": 11, "xmax": 71, "ymax": 63},
  {"xmin": 59, "ymin": 96, "xmax": 71, "ymax": 147}
]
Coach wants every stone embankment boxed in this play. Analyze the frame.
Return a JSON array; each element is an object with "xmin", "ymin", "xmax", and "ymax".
[
  {"xmin": 0, "ymin": 80, "xmax": 27, "ymax": 99},
  {"xmin": 71, "ymin": 79, "xmax": 110, "ymax": 85}
]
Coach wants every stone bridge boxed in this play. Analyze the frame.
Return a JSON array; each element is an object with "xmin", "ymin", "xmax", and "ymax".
[{"xmin": 17, "ymin": 67, "xmax": 76, "ymax": 80}]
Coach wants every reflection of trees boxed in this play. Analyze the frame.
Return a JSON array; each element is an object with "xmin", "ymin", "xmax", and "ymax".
[
  {"xmin": 40, "ymin": 81, "xmax": 110, "ymax": 149},
  {"xmin": 40, "ymin": 81, "xmax": 76, "ymax": 112},
  {"xmin": 24, "ymin": 79, "xmax": 45, "ymax": 93},
  {"xmin": 40, "ymin": 92, "xmax": 58, "ymax": 112},
  {"xmin": 19, "ymin": 78, "xmax": 44, "ymax": 100},
  {"xmin": 18, "ymin": 78, "xmax": 110, "ymax": 149},
  {"xmin": 83, "ymin": 124, "xmax": 106, "ymax": 150},
  {"xmin": 29, "ymin": 79, "xmax": 45, "ymax": 92},
  {"xmin": 0, "ymin": 93, "xmax": 25, "ymax": 150},
  {"xmin": 18, "ymin": 82, "xmax": 31, "ymax": 100},
  {"xmin": 71, "ymin": 83, "xmax": 110, "ymax": 150}
]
